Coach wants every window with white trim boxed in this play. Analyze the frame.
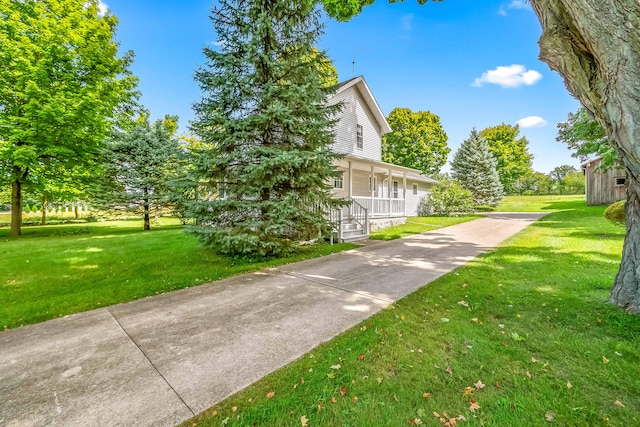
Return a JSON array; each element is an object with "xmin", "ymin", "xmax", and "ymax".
[
  {"xmin": 356, "ymin": 124, "xmax": 363, "ymax": 149},
  {"xmin": 333, "ymin": 172, "xmax": 344, "ymax": 189},
  {"xmin": 369, "ymin": 175, "xmax": 378, "ymax": 193},
  {"xmin": 393, "ymin": 180, "xmax": 399, "ymax": 199},
  {"xmin": 412, "ymin": 184, "xmax": 418, "ymax": 195}
]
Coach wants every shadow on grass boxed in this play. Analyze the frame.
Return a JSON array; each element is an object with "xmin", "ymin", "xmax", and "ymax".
[{"xmin": 0, "ymin": 222, "xmax": 185, "ymax": 239}]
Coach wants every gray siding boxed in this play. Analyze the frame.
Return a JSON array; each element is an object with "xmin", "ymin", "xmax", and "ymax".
[
  {"xmin": 405, "ymin": 180, "xmax": 433, "ymax": 216},
  {"xmin": 328, "ymin": 86, "xmax": 383, "ymax": 161}
]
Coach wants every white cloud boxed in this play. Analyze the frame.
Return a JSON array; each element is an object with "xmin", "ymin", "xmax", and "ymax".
[
  {"xmin": 472, "ymin": 64, "xmax": 543, "ymax": 88},
  {"xmin": 508, "ymin": 0, "xmax": 529, "ymax": 10},
  {"xmin": 401, "ymin": 14, "xmax": 415, "ymax": 31},
  {"xmin": 516, "ymin": 116, "xmax": 548, "ymax": 128},
  {"xmin": 499, "ymin": 0, "xmax": 530, "ymax": 16},
  {"xmin": 98, "ymin": 1, "xmax": 108, "ymax": 17}
]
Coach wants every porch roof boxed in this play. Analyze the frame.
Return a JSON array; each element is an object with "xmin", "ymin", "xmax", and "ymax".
[{"xmin": 337, "ymin": 154, "xmax": 438, "ymax": 184}]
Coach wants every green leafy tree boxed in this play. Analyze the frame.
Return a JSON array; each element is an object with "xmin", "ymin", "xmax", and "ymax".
[
  {"xmin": 0, "ymin": 0, "xmax": 138, "ymax": 236},
  {"xmin": 382, "ymin": 108, "xmax": 449, "ymax": 176},
  {"xmin": 451, "ymin": 128, "xmax": 503, "ymax": 207},
  {"xmin": 480, "ymin": 124, "xmax": 533, "ymax": 194},
  {"xmin": 556, "ymin": 107, "xmax": 617, "ymax": 169},
  {"xmin": 562, "ymin": 171, "xmax": 585, "ymax": 195},
  {"xmin": 95, "ymin": 115, "xmax": 182, "ymax": 231},
  {"xmin": 189, "ymin": 0, "xmax": 343, "ymax": 257}
]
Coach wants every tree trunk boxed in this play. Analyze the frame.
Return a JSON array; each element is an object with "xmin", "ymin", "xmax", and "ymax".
[
  {"xmin": 41, "ymin": 194, "xmax": 47, "ymax": 226},
  {"xmin": 74, "ymin": 203, "xmax": 79, "ymax": 219},
  {"xmin": 10, "ymin": 179, "xmax": 22, "ymax": 236},
  {"xmin": 530, "ymin": 0, "xmax": 640, "ymax": 313},
  {"xmin": 143, "ymin": 195, "xmax": 150, "ymax": 231}
]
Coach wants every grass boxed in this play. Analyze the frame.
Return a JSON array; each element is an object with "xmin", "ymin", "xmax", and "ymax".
[
  {"xmin": 495, "ymin": 195, "xmax": 587, "ymax": 212},
  {"xmin": 370, "ymin": 215, "xmax": 482, "ymax": 241},
  {"xmin": 183, "ymin": 196, "xmax": 640, "ymax": 427},
  {"xmin": 0, "ymin": 218, "xmax": 357, "ymax": 330}
]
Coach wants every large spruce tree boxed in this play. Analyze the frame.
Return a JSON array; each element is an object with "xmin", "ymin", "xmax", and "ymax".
[
  {"xmin": 451, "ymin": 128, "xmax": 504, "ymax": 207},
  {"xmin": 189, "ymin": 0, "xmax": 343, "ymax": 257}
]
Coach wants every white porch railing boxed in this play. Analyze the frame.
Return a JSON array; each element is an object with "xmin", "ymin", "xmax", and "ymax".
[{"xmin": 351, "ymin": 196, "xmax": 405, "ymax": 217}]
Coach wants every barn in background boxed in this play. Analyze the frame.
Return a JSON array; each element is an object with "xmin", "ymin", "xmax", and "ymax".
[{"xmin": 582, "ymin": 158, "xmax": 627, "ymax": 205}]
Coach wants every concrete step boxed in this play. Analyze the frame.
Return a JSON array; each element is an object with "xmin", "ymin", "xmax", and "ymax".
[{"xmin": 341, "ymin": 233, "xmax": 370, "ymax": 243}]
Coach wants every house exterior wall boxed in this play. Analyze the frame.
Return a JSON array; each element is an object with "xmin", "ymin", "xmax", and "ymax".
[
  {"xmin": 584, "ymin": 158, "xmax": 626, "ymax": 205},
  {"xmin": 405, "ymin": 180, "xmax": 433, "ymax": 216},
  {"xmin": 329, "ymin": 86, "xmax": 382, "ymax": 161}
]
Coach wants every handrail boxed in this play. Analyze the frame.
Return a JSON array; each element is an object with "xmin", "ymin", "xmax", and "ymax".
[{"xmin": 349, "ymin": 198, "xmax": 369, "ymax": 235}]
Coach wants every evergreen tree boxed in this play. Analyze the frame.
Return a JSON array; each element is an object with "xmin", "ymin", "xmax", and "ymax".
[
  {"xmin": 451, "ymin": 128, "xmax": 504, "ymax": 207},
  {"xmin": 189, "ymin": 0, "xmax": 343, "ymax": 257},
  {"xmin": 95, "ymin": 115, "xmax": 182, "ymax": 230}
]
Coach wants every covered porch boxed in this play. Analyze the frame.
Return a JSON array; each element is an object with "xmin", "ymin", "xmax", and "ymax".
[{"xmin": 332, "ymin": 155, "xmax": 421, "ymax": 217}]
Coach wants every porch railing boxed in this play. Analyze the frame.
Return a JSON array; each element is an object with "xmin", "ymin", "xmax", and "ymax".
[
  {"xmin": 349, "ymin": 198, "xmax": 370, "ymax": 235},
  {"xmin": 351, "ymin": 196, "xmax": 405, "ymax": 217}
]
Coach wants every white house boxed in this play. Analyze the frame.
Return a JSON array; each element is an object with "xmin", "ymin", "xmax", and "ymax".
[{"xmin": 328, "ymin": 76, "xmax": 437, "ymax": 241}]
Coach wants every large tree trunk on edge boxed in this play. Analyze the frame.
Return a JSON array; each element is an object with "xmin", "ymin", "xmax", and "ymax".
[
  {"xmin": 10, "ymin": 179, "xmax": 22, "ymax": 236},
  {"xmin": 530, "ymin": 0, "xmax": 640, "ymax": 313}
]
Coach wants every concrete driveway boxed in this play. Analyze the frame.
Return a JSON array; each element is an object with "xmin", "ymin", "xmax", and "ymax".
[{"xmin": 0, "ymin": 212, "xmax": 546, "ymax": 427}]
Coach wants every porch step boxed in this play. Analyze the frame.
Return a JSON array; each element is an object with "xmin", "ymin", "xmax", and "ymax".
[{"xmin": 340, "ymin": 228, "xmax": 369, "ymax": 243}]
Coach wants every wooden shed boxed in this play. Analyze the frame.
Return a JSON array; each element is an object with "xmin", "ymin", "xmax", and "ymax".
[{"xmin": 582, "ymin": 158, "xmax": 626, "ymax": 205}]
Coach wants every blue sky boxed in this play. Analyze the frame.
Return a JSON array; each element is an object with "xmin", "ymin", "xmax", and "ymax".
[{"xmin": 103, "ymin": 0, "xmax": 581, "ymax": 174}]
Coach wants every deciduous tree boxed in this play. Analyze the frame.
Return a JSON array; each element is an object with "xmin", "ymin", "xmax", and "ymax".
[
  {"xmin": 480, "ymin": 124, "xmax": 533, "ymax": 195},
  {"xmin": 382, "ymin": 108, "xmax": 449, "ymax": 176},
  {"xmin": 556, "ymin": 108, "xmax": 617, "ymax": 169},
  {"xmin": 189, "ymin": 0, "xmax": 344, "ymax": 257},
  {"xmin": 0, "ymin": 0, "xmax": 138, "ymax": 236}
]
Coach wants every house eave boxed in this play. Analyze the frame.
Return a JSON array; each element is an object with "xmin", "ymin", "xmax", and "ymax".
[{"xmin": 334, "ymin": 76, "xmax": 393, "ymax": 135}]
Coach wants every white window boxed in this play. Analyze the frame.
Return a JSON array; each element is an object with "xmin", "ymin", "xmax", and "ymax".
[
  {"xmin": 393, "ymin": 180, "xmax": 399, "ymax": 199},
  {"xmin": 334, "ymin": 172, "xmax": 344, "ymax": 189},
  {"xmin": 356, "ymin": 124, "xmax": 363, "ymax": 149},
  {"xmin": 412, "ymin": 184, "xmax": 418, "ymax": 195},
  {"xmin": 369, "ymin": 175, "xmax": 378, "ymax": 193}
]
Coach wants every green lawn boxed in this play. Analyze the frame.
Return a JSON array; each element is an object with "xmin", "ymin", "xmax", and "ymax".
[
  {"xmin": 0, "ymin": 219, "xmax": 357, "ymax": 330},
  {"xmin": 370, "ymin": 215, "xmax": 482, "ymax": 240},
  {"xmin": 495, "ymin": 194, "xmax": 587, "ymax": 212},
  {"xmin": 183, "ymin": 196, "xmax": 640, "ymax": 427}
]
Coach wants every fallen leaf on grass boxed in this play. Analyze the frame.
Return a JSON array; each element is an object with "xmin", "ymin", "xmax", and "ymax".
[
  {"xmin": 330, "ymin": 397, "xmax": 337, "ymax": 403},
  {"xmin": 422, "ymin": 393, "xmax": 431, "ymax": 398},
  {"xmin": 232, "ymin": 406, "xmax": 237, "ymax": 413},
  {"xmin": 566, "ymin": 382, "xmax": 572, "ymax": 389},
  {"xmin": 462, "ymin": 283, "xmax": 469, "ymax": 288},
  {"xmin": 377, "ymin": 377, "xmax": 383, "ymax": 384},
  {"xmin": 602, "ymin": 356, "xmax": 609, "ymax": 364},
  {"xmin": 545, "ymin": 411, "xmax": 555, "ymax": 422},
  {"xmin": 266, "ymin": 391, "xmax": 275, "ymax": 399},
  {"xmin": 495, "ymin": 382, "xmax": 502, "ymax": 388},
  {"xmin": 445, "ymin": 366, "xmax": 452, "ymax": 375},
  {"xmin": 441, "ymin": 318, "xmax": 450, "ymax": 323},
  {"xmin": 471, "ymin": 318, "xmax": 478, "ymax": 323},
  {"xmin": 211, "ymin": 409, "xmax": 218, "ymax": 416},
  {"xmin": 330, "ymin": 364, "xmax": 341, "ymax": 370},
  {"xmin": 300, "ymin": 377, "xmax": 304, "ymax": 384},
  {"xmin": 352, "ymin": 396, "xmax": 358, "ymax": 403},
  {"xmin": 301, "ymin": 415, "xmax": 309, "ymax": 426},
  {"xmin": 468, "ymin": 401, "xmax": 481, "ymax": 413},
  {"xmin": 458, "ymin": 301, "xmax": 470, "ymax": 308},
  {"xmin": 340, "ymin": 386, "xmax": 347, "ymax": 396},
  {"xmin": 474, "ymin": 380, "xmax": 485, "ymax": 389},
  {"xmin": 409, "ymin": 418, "xmax": 423, "ymax": 425},
  {"xmin": 614, "ymin": 400, "xmax": 625, "ymax": 408},
  {"xmin": 526, "ymin": 371, "xmax": 532, "ymax": 379},
  {"xmin": 531, "ymin": 357, "xmax": 538, "ymax": 363},
  {"xmin": 317, "ymin": 401, "xmax": 323, "ymax": 411},
  {"xmin": 463, "ymin": 387, "xmax": 475, "ymax": 395}
]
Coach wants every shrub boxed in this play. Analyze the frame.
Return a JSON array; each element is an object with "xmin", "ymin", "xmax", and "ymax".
[
  {"xmin": 24, "ymin": 203, "xmax": 31, "ymax": 213},
  {"xmin": 419, "ymin": 179, "xmax": 475, "ymax": 216},
  {"xmin": 604, "ymin": 199, "xmax": 626, "ymax": 225}
]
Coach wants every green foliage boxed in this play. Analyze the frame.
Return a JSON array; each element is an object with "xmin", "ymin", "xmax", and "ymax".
[
  {"xmin": 605, "ymin": 199, "xmax": 626, "ymax": 226},
  {"xmin": 480, "ymin": 124, "xmax": 533, "ymax": 194},
  {"xmin": 419, "ymin": 178, "xmax": 475, "ymax": 216},
  {"xmin": 451, "ymin": 128, "xmax": 504, "ymax": 206},
  {"xmin": 0, "ymin": 0, "xmax": 139, "ymax": 235},
  {"xmin": 189, "ymin": 0, "xmax": 344, "ymax": 257},
  {"xmin": 369, "ymin": 215, "xmax": 479, "ymax": 240},
  {"xmin": 321, "ymin": 0, "xmax": 441, "ymax": 21},
  {"xmin": 557, "ymin": 107, "xmax": 618, "ymax": 169},
  {"xmin": 23, "ymin": 203, "xmax": 31, "ymax": 214},
  {"xmin": 94, "ymin": 116, "xmax": 183, "ymax": 230},
  {"xmin": 382, "ymin": 107, "xmax": 449, "ymax": 176}
]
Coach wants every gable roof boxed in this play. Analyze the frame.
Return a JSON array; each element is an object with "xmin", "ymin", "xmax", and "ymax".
[{"xmin": 334, "ymin": 76, "xmax": 392, "ymax": 135}]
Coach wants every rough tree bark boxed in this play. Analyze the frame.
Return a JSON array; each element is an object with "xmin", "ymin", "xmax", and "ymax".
[
  {"xmin": 529, "ymin": 0, "xmax": 640, "ymax": 313},
  {"xmin": 11, "ymin": 178, "xmax": 22, "ymax": 237}
]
